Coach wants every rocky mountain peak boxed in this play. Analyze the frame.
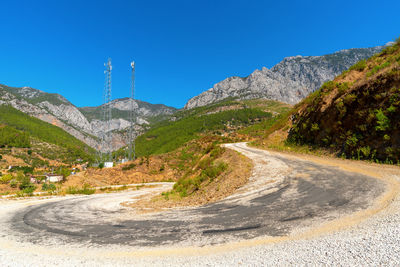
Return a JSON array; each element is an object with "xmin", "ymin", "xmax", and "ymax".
[{"xmin": 185, "ymin": 45, "xmax": 386, "ymax": 109}]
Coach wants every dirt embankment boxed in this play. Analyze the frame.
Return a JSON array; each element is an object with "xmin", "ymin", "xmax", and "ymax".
[
  {"xmin": 125, "ymin": 148, "xmax": 253, "ymax": 212},
  {"xmin": 62, "ymin": 156, "xmax": 179, "ymax": 189}
]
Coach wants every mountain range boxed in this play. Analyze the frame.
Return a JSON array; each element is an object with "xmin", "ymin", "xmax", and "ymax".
[
  {"xmin": 0, "ymin": 84, "xmax": 176, "ymax": 151},
  {"xmin": 0, "ymin": 43, "xmax": 388, "ymax": 151},
  {"xmin": 184, "ymin": 45, "xmax": 387, "ymax": 109}
]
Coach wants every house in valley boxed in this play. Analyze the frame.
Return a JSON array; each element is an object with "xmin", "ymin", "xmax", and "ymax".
[{"xmin": 46, "ymin": 174, "xmax": 64, "ymax": 183}]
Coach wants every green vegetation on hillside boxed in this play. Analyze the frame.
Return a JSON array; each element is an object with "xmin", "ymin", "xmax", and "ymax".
[
  {"xmin": 239, "ymin": 110, "xmax": 292, "ymax": 139},
  {"xmin": 0, "ymin": 125, "xmax": 30, "ymax": 148},
  {"xmin": 0, "ymin": 84, "xmax": 68, "ymax": 106},
  {"xmin": 27, "ymin": 93, "xmax": 68, "ymax": 106},
  {"xmin": 111, "ymin": 99, "xmax": 290, "ymax": 160},
  {"xmin": 135, "ymin": 106, "xmax": 271, "ymax": 157},
  {"xmin": 288, "ymin": 38, "xmax": 400, "ymax": 163},
  {"xmin": 162, "ymin": 140, "xmax": 227, "ymax": 198},
  {"xmin": 0, "ymin": 105, "xmax": 94, "ymax": 163}
]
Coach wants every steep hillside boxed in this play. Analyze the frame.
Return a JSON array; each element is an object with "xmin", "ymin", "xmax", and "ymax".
[
  {"xmin": 0, "ymin": 84, "xmax": 177, "ymax": 151},
  {"xmin": 185, "ymin": 45, "xmax": 385, "ymax": 109},
  {"xmin": 288, "ymin": 39, "xmax": 400, "ymax": 163},
  {"xmin": 0, "ymin": 84, "xmax": 100, "ymax": 148},
  {"xmin": 79, "ymin": 98, "xmax": 176, "ymax": 122},
  {"xmin": 79, "ymin": 98, "xmax": 177, "ymax": 150},
  {"xmin": 0, "ymin": 125, "xmax": 30, "ymax": 148},
  {"xmin": 0, "ymin": 105, "xmax": 94, "ymax": 164},
  {"xmin": 115, "ymin": 99, "xmax": 290, "ymax": 158}
]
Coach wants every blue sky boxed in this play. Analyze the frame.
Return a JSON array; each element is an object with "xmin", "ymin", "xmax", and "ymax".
[{"xmin": 1, "ymin": 0, "xmax": 399, "ymax": 108}]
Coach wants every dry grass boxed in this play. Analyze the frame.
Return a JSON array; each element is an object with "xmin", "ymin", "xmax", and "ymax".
[
  {"xmin": 62, "ymin": 156, "xmax": 178, "ymax": 190},
  {"xmin": 0, "ymin": 184, "xmax": 18, "ymax": 194},
  {"xmin": 123, "ymin": 148, "xmax": 253, "ymax": 212},
  {"xmin": 1, "ymin": 154, "xmax": 27, "ymax": 168}
]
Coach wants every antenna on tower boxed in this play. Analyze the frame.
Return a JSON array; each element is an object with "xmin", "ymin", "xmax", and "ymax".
[
  {"xmin": 128, "ymin": 61, "xmax": 136, "ymax": 161},
  {"xmin": 101, "ymin": 58, "xmax": 113, "ymax": 166}
]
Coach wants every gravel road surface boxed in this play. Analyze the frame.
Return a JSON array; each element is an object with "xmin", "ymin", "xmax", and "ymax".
[{"xmin": 0, "ymin": 143, "xmax": 397, "ymax": 266}]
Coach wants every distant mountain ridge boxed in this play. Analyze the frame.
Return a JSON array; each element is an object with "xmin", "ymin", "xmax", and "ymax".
[
  {"xmin": 0, "ymin": 84, "xmax": 177, "ymax": 151},
  {"xmin": 2, "ymin": 43, "xmax": 390, "ymax": 151},
  {"xmin": 184, "ymin": 45, "xmax": 387, "ymax": 109}
]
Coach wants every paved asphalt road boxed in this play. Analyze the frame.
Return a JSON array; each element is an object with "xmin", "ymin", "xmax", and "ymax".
[{"xmin": 6, "ymin": 143, "xmax": 385, "ymax": 249}]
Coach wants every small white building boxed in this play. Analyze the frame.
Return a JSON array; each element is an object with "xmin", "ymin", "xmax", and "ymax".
[
  {"xmin": 104, "ymin": 162, "xmax": 114, "ymax": 168},
  {"xmin": 46, "ymin": 174, "xmax": 64, "ymax": 183}
]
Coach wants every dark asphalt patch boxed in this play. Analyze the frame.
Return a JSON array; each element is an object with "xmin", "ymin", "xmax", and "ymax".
[
  {"xmin": 9, "ymin": 148, "xmax": 386, "ymax": 247},
  {"xmin": 203, "ymin": 224, "xmax": 261, "ymax": 235}
]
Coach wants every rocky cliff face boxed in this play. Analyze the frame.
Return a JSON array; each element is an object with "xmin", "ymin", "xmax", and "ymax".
[
  {"xmin": 0, "ymin": 85, "xmax": 177, "ymax": 151},
  {"xmin": 79, "ymin": 98, "xmax": 176, "ymax": 123},
  {"xmin": 185, "ymin": 45, "xmax": 386, "ymax": 109}
]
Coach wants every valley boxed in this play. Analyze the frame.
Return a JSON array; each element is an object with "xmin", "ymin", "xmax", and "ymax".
[{"xmin": 1, "ymin": 36, "xmax": 400, "ymax": 266}]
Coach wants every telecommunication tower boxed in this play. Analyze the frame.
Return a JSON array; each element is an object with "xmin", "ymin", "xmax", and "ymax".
[
  {"xmin": 128, "ymin": 61, "xmax": 136, "ymax": 161},
  {"xmin": 102, "ymin": 58, "xmax": 113, "ymax": 162}
]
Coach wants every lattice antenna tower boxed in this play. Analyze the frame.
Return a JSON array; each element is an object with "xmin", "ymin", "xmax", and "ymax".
[
  {"xmin": 102, "ymin": 58, "xmax": 113, "ymax": 162},
  {"xmin": 97, "ymin": 68, "xmax": 108, "ymax": 162},
  {"xmin": 128, "ymin": 61, "xmax": 136, "ymax": 161}
]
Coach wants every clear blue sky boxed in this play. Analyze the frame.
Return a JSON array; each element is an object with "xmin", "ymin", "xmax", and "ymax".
[{"xmin": 1, "ymin": 0, "xmax": 399, "ymax": 108}]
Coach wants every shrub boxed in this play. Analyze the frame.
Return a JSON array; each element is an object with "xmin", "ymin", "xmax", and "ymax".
[
  {"xmin": 198, "ymin": 158, "xmax": 212, "ymax": 170},
  {"xmin": 0, "ymin": 174, "xmax": 13, "ymax": 184},
  {"xmin": 66, "ymin": 184, "xmax": 95, "ymax": 195},
  {"xmin": 55, "ymin": 167, "xmax": 72, "ymax": 178},
  {"xmin": 360, "ymin": 146, "xmax": 371, "ymax": 157},
  {"xmin": 210, "ymin": 145, "xmax": 224, "ymax": 158},
  {"xmin": 19, "ymin": 176, "xmax": 35, "ymax": 191},
  {"xmin": 344, "ymin": 93, "xmax": 357, "ymax": 104},
  {"xmin": 311, "ymin": 123, "xmax": 319, "ymax": 131},
  {"xmin": 42, "ymin": 183, "xmax": 56, "ymax": 192},
  {"xmin": 320, "ymin": 81, "xmax": 336, "ymax": 92},
  {"xmin": 349, "ymin": 59, "xmax": 367, "ymax": 72},
  {"xmin": 337, "ymin": 82, "xmax": 350, "ymax": 95},
  {"xmin": 367, "ymin": 61, "xmax": 391, "ymax": 77},
  {"xmin": 22, "ymin": 185, "xmax": 36, "ymax": 195},
  {"xmin": 122, "ymin": 163, "xmax": 136, "ymax": 171},
  {"xmin": 375, "ymin": 109, "xmax": 390, "ymax": 131},
  {"xmin": 346, "ymin": 134, "xmax": 358, "ymax": 147},
  {"xmin": 387, "ymin": 105, "xmax": 396, "ymax": 113},
  {"xmin": 159, "ymin": 164, "xmax": 165, "ymax": 172},
  {"xmin": 8, "ymin": 166, "xmax": 34, "ymax": 174},
  {"xmin": 179, "ymin": 188, "xmax": 187, "ymax": 197},
  {"xmin": 9, "ymin": 179, "xmax": 18, "ymax": 188}
]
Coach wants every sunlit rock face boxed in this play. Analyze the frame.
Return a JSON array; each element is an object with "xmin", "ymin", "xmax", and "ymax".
[
  {"xmin": 185, "ymin": 45, "xmax": 385, "ymax": 109},
  {"xmin": 0, "ymin": 85, "xmax": 177, "ymax": 151}
]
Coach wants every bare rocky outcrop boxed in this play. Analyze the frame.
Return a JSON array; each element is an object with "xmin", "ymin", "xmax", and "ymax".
[
  {"xmin": 0, "ymin": 84, "xmax": 177, "ymax": 151},
  {"xmin": 185, "ymin": 45, "xmax": 386, "ymax": 109}
]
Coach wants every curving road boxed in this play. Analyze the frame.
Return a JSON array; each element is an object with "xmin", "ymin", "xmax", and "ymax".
[{"xmin": 0, "ymin": 143, "xmax": 394, "ymax": 265}]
